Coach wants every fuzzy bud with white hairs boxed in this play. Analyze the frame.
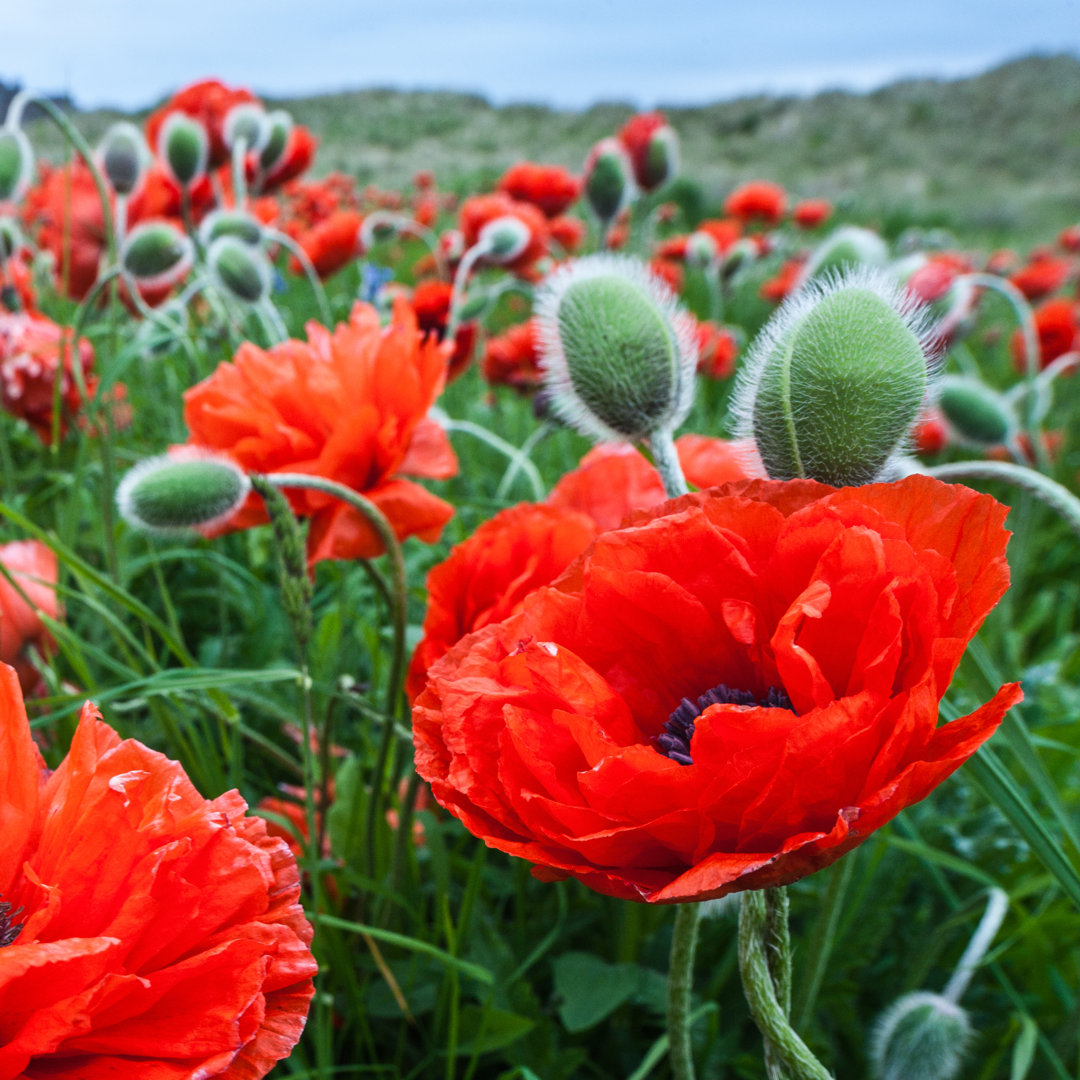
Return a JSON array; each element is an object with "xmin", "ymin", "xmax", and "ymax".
[
  {"xmin": 797, "ymin": 225, "xmax": 890, "ymax": 289},
  {"xmin": 730, "ymin": 265, "xmax": 937, "ymax": 487},
  {"xmin": 159, "ymin": 113, "xmax": 208, "ymax": 187},
  {"xmin": 535, "ymin": 254, "xmax": 698, "ymax": 445},
  {"xmin": 871, "ymin": 992, "xmax": 971, "ymax": 1080},
  {"xmin": 223, "ymin": 103, "xmax": 269, "ymax": 154}
]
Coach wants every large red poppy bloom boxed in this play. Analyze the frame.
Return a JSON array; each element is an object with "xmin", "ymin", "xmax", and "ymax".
[
  {"xmin": 183, "ymin": 298, "xmax": 457, "ymax": 565},
  {"xmin": 497, "ymin": 163, "xmax": 582, "ymax": 219},
  {"xmin": 0, "ymin": 665, "xmax": 317, "ymax": 1076},
  {"xmin": 617, "ymin": 112, "xmax": 676, "ymax": 193},
  {"xmin": 413, "ymin": 476, "xmax": 1020, "ymax": 903}
]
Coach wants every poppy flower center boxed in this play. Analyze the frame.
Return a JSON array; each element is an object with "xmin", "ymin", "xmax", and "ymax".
[
  {"xmin": 0, "ymin": 897, "xmax": 23, "ymax": 948},
  {"xmin": 657, "ymin": 682, "xmax": 794, "ymax": 766}
]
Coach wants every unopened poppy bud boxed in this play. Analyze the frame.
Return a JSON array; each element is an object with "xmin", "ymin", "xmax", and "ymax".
[
  {"xmin": 799, "ymin": 225, "xmax": 889, "ymax": 287},
  {"xmin": 159, "ymin": 113, "xmax": 208, "ymax": 186},
  {"xmin": 478, "ymin": 216, "xmax": 531, "ymax": 263},
  {"xmin": 0, "ymin": 127, "xmax": 34, "ymax": 203},
  {"xmin": 208, "ymin": 236, "xmax": 271, "ymax": 304},
  {"xmin": 871, "ymin": 992, "xmax": 971, "ymax": 1080},
  {"xmin": 121, "ymin": 221, "xmax": 194, "ymax": 290},
  {"xmin": 685, "ymin": 230, "xmax": 718, "ymax": 270},
  {"xmin": 937, "ymin": 375, "xmax": 1015, "ymax": 447},
  {"xmin": 100, "ymin": 122, "xmax": 146, "ymax": 196},
  {"xmin": 259, "ymin": 109, "xmax": 293, "ymax": 170},
  {"xmin": 0, "ymin": 217, "xmax": 21, "ymax": 261},
  {"xmin": 639, "ymin": 123, "xmax": 679, "ymax": 191},
  {"xmin": 536, "ymin": 254, "xmax": 697, "ymax": 443},
  {"xmin": 117, "ymin": 449, "xmax": 250, "ymax": 535},
  {"xmin": 583, "ymin": 138, "xmax": 634, "ymax": 224},
  {"xmin": 734, "ymin": 267, "xmax": 933, "ymax": 486},
  {"xmin": 224, "ymin": 103, "xmax": 268, "ymax": 154},
  {"xmin": 199, "ymin": 208, "xmax": 264, "ymax": 248}
]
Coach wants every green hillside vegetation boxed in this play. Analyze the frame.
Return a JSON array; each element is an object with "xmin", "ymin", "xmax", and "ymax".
[{"xmin": 21, "ymin": 52, "xmax": 1080, "ymax": 245}]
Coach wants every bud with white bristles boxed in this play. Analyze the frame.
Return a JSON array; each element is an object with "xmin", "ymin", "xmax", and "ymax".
[
  {"xmin": 0, "ymin": 127, "xmax": 34, "ymax": 203},
  {"xmin": 797, "ymin": 225, "xmax": 890, "ymax": 289},
  {"xmin": 121, "ymin": 221, "xmax": 194, "ymax": 291},
  {"xmin": 259, "ymin": 109, "xmax": 294, "ymax": 171},
  {"xmin": 477, "ymin": 216, "xmax": 531, "ymax": 264},
  {"xmin": 223, "ymin": 103, "xmax": 269, "ymax": 154},
  {"xmin": 199, "ymin": 209, "xmax": 264, "ymax": 248},
  {"xmin": 159, "ymin": 113, "xmax": 208, "ymax": 187},
  {"xmin": 871, "ymin": 992, "xmax": 971, "ymax": 1080},
  {"xmin": 207, "ymin": 236, "xmax": 271, "ymax": 304},
  {"xmin": 99, "ymin": 122, "xmax": 148, "ymax": 197},
  {"xmin": 685, "ymin": 230, "xmax": 718, "ymax": 270},
  {"xmin": 582, "ymin": 138, "xmax": 635, "ymax": 225}
]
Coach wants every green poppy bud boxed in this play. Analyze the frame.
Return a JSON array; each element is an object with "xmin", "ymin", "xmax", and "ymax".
[
  {"xmin": 224, "ymin": 103, "xmax": 268, "ymax": 154},
  {"xmin": 478, "ymin": 216, "xmax": 532, "ymax": 264},
  {"xmin": 640, "ymin": 124, "xmax": 679, "ymax": 191},
  {"xmin": 685, "ymin": 230, "xmax": 718, "ymax": 270},
  {"xmin": 208, "ymin": 236, "xmax": 271, "ymax": 304},
  {"xmin": 199, "ymin": 209, "xmax": 264, "ymax": 248},
  {"xmin": 799, "ymin": 225, "xmax": 889, "ymax": 288},
  {"xmin": 121, "ymin": 221, "xmax": 194, "ymax": 290},
  {"xmin": 733, "ymin": 267, "xmax": 933, "ymax": 486},
  {"xmin": 937, "ymin": 375, "xmax": 1015, "ymax": 447},
  {"xmin": 159, "ymin": 113, "xmax": 208, "ymax": 186},
  {"xmin": 259, "ymin": 109, "xmax": 293, "ymax": 170},
  {"xmin": 871, "ymin": 992, "xmax": 971, "ymax": 1080},
  {"xmin": 583, "ymin": 138, "xmax": 634, "ymax": 225},
  {"xmin": 100, "ymin": 122, "xmax": 147, "ymax": 196},
  {"xmin": 536, "ymin": 254, "xmax": 697, "ymax": 443},
  {"xmin": 0, "ymin": 127, "xmax": 34, "ymax": 203},
  {"xmin": 117, "ymin": 450, "xmax": 250, "ymax": 535}
]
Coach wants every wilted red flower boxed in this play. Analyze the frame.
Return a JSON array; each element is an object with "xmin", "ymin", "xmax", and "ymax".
[
  {"xmin": 724, "ymin": 180, "xmax": 788, "ymax": 225},
  {"xmin": 1009, "ymin": 252, "xmax": 1071, "ymax": 301},
  {"xmin": 145, "ymin": 78, "xmax": 259, "ymax": 170},
  {"xmin": 292, "ymin": 210, "xmax": 364, "ymax": 279},
  {"xmin": 1010, "ymin": 297, "xmax": 1080, "ymax": 370},
  {"xmin": 695, "ymin": 320, "xmax": 739, "ymax": 379},
  {"xmin": 459, "ymin": 194, "xmax": 549, "ymax": 275},
  {"xmin": 759, "ymin": 257, "xmax": 806, "ymax": 303},
  {"xmin": 481, "ymin": 320, "xmax": 544, "ymax": 391},
  {"xmin": 548, "ymin": 214, "xmax": 586, "ymax": 254},
  {"xmin": 0, "ymin": 664, "xmax": 317, "ymax": 1076},
  {"xmin": 184, "ymin": 298, "xmax": 457, "ymax": 565},
  {"xmin": 0, "ymin": 311, "xmax": 97, "ymax": 443},
  {"xmin": 792, "ymin": 199, "xmax": 832, "ymax": 229},
  {"xmin": 414, "ymin": 476, "xmax": 1020, "ymax": 903},
  {"xmin": 411, "ymin": 279, "xmax": 476, "ymax": 379},
  {"xmin": 617, "ymin": 112, "xmax": 677, "ymax": 192},
  {"xmin": 0, "ymin": 541, "xmax": 58, "ymax": 695},
  {"xmin": 498, "ymin": 162, "xmax": 582, "ymax": 219}
]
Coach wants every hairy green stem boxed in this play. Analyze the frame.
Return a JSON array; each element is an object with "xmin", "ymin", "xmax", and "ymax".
[
  {"xmin": 648, "ymin": 429, "xmax": 689, "ymax": 498},
  {"xmin": 667, "ymin": 902, "xmax": 703, "ymax": 1080}
]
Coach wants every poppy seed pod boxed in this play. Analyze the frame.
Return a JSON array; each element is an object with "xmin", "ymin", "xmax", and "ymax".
[
  {"xmin": 223, "ymin": 102, "xmax": 268, "ymax": 154},
  {"xmin": 583, "ymin": 138, "xmax": 634, "ymax": 224},
  {"xmin": 733, "ymin": 267, "xmax": 934, "ymax": 486},
  {"xmin": 871, "ymin": 992, "xmax": 971, "ymax": 1080},
  {"xmin": 259, "ymin": 109, "xmax": 294, "ymax": 170},
  {"xmin": 798, "ymin": 225, "xmax": 890, "ymax": 288},
  {"xmin": 477, "ymin": 215, "xmax": 532, "ymax": 264},
  {"xmin": 199, "ymin": 208, "xmax": 264, "ymax": 248},
  {"xmin": 121, "ymin": 221, "xmax": 194, "ymax": 291},
  {"xmin": 535, "ymin": 254, "xmax": 697, "ymax": 443},
  {"xmin": 208, "ymin": 235, "xmax": 272, "ymax": 304},
  {"xmin": 100, "ymin": 122, "xmax": 147, "ymax": 196},
  {"xmin": 0, "ymin": 127, "xmax": 34, "ymax": 203},
  {"xmin": 158, "ymin": 112, "xmax": 208, "ymax": 186},
  {"xmin": 937, "ymin": 376, "xmax": 1015, "ymax": 447},
  {"xmin": 117, "ymin": 449, "xmax": 251, "ymax": 535}
]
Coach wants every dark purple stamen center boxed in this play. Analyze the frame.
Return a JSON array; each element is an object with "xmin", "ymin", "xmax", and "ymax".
[
  {"xmin": 656, "ymin": 683, "xmax": 794, "ymax": 766},
  {"xmin": 0, "ymin": 898, "xmax": 23, "ymax": 948}
]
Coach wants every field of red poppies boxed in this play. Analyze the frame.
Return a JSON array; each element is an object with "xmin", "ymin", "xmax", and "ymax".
[{"xmin": 2, "ymin": 76, "xmax": 1080, "ymax": 1080}]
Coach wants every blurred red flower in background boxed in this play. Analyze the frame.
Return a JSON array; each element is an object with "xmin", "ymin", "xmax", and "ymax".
[
  {"xmin": 481, "ymin": 320, "xmax": 544, "ymax": 391},
  {"xmin": 498, "ymin": 163, "xmax": 582, "ymax": 219},
  {"xmin": 1011, "ymin": 297, "xmax": 1080, "ymax": 370},
  {"xmin": 414, "ymin": 476, "xmax": 1019, "ymax": 903},
  {"xmin": 0, "ymin": 541, "xmax": 59, "ymax": 695},
  {"xmin": 0, "ymin": 664, "xmax": 316, "ymax": 1077},
  {"xmin": 792, "ymin": 199, "xmax": 832, "ymax": 229},
  {"xmin": 617, "ymin": 112, "xmax": 676, "ymax": 192},
  {"xmin": 459, "ymin": 194, "xmax": 549, "ymax": 276},
  {"xmin": 293, "ymin": 210, "xmax": 364, "ymax": 279},
  {"xmin": 1009, "ymin": 251, "xmax": 1071, "ymax": 301},
  {"xmin": 411, "ymin": 279, "xmax": 477, "ymax": 380},
  {"xmin": 184, "ymin": 298, "xmax": 457, "ymax": 566},
  {"xmin": 695, "ymin": 321, "xmax": 740, "ymax": 379},
  {"xmin": 724, "ymin": 180, "xmax": 788, "ymax": 225}
]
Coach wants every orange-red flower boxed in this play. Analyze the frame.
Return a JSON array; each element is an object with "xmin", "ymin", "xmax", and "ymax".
[
  {"xmin": 0, "ymin": 664, "xmax": 317, "ymax": 1077},
  {"xmin": 481, "ymin": 320, "xmax": 544, "ymax": 391},
  {"xmin": 183, "ymin": 298, "xmax": 458, "ymax": 565},
  {"xmin": 411, "ymin": 279, "xmax": 476, "ymax": 380},
  {"xmin": 724, "ymin": 181, "xmax": 788, "ymax": 226},
  {"xmin": 145, "ymin": 78, "xmax": 260, "ymax": 170},
  {"xmin": 1009, "ymin": 251, "xmax": 1071, "ymax": 301},
  {"xmin": 497, "ymin": 163, "xmax": 582, "ymax": 219},
  {"xmin": 617, "ymin": 112, "xmax": 676, "ymax": 193},
  {"xmin": 459, "ymin": 194, "xmax": 549, "ymax": 275},
  {"xmin": 1010, "ymin": 297, "xmax": 1080, "ymax": 370},
  {"xmin": 759, "ymin": 257, "xmax": 806, "ymax": 303},
  {"xmin": 695, "ymin": 321, "xmax": 739, "ymax": 379},
  {"xmin": 413, "ymin": 476, "xmax": 1020, "ymax": 903},
  {"xmin": 792, "ymin": 199, "xmax": 832, "ymax": 229},
  {"xmin": 548, "ymin": 215, "xmax": 586, "ymax": 255},
  {"xmin": 0, "ymin": 541, "xmax": 58, "ymax": 695},
  {"xmin": 292, "ymin": 210, "xmax": 364, "ymax": 279}
]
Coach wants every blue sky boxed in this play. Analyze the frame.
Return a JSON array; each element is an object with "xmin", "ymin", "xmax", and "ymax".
[{"xmin": 5, "ymin": 0, "xmax": 1080, "ymax": 110}]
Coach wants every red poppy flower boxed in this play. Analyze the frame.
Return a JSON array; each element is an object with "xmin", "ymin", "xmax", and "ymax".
[
  {"xmin": 0, "ymin": 254, "xmax": 37, "ymax": 316},
  {"xmin": 0, "ymin": 311, "xmax": 97, "ymax": 443},
  {"xmin": 145, "ymin": 78, "xmax": 259, "ymax": 170},
  {"xmin": 481, "ymin": 320, "xmax": 544, "ymax": 391},
  {"xmin": 617, "ymin": 112, "xmax": 677, "ymax": 193},
  {"xmin": 649, "ymin": 257, "xmax": 684, "ymax": 294},
  {"xmin": 792, "ymin": 199, "xmax": 832, "ymax": 229},
  {"xmin": 913, "ymin": 409, "xmax": 949, "ymax": 456},
  {"xmin": 1009, "ymin": 252, "xmax": 1071, "ymax": 301},
  {"xmin": 0, "ymin": 664, "xmax": 317, "ymax": 1077},
  {"xmin": 1010, "ymin": 297, "xmax": 1080, "ymax": 370},
  {"xmin": 724, "ymin": 181, "xmax": 788, "ymax": 225},
  {"xmin": 183, "ymin": 297, "xmax": 457, "ymax": 565},
  {"xmin": 905, "ymin": 255, "xmax": 969, "ymax": 305},
  {"xmin": 127, "ymin": 163, "xmax": 216, "ymax": 225},
  {"xmin": 259, "ymin": 126, "xmax": 317, "ymax": 193},
  {"xmin": 759, "ymin": 257, "xmax": 806, "ymax": 303},
  {"xmin": 695, "ymin": 321, "xmax": 739, "ymax": 379},
  {"xmin": 412, "ymin": 193, "xmax": 439, "ymax": 229},
  {"xmin": 498, "ymin": 163, "xmax": 582, "ymax": 219},
  {"xmin": 411, "ymin": 280, "xmax": 475, "ymax": 380},
  {"xmin": 985, "ymin": 249, "xmax": 1019, "ymax": 276},
  {"xmin": 292, "ymin": 210, "xmax": 364, "ymax": 279},
  {"xmin": 548, "ymin": 215, "xmax": 586, "ymax": 254},
  {"xmin": 0, "ymin": 541, "xmax": 59, "ymax": 695},
  {"xmin": 1059, "ymin": 225, "xmax": 1080, "ymax": 254},
  {"xmin": 413, "ymin": 475, "xmax": 1020, "ymax": 903},
  {"xmin": 459, "ymin": 194, "xmax": 549, "ymax": 274}
]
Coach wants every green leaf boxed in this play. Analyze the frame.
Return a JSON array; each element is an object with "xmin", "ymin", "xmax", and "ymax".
[
  {"xmin": 455, "ymin": 1005, "xmax": 535, "ymax": 1055},
  {"xmin": 1010, "ymin": 1014, "xmax": 1038, "ymax": 1080},
  {"xmin": 553, "ymin": 951, "xmax": 643, "ymax": 1033}
]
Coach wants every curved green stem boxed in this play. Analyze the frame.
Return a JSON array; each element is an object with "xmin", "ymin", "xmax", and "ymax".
[
  {"xmin": 495, "ymin": 421, "xmax": 552, "ymax": 501},
  {"xmin": 739, "ymin": 890, "xmax": 833, "ymax": 1080},
  {"xmin": 438, "ymin": 415, "xmax": 546, "ymax": 501},
  {"xmin": 447, "ymin": 239, "xmax": 492, "ymax": 339},
  {"xmin": 265, "ymin": 226, "xmax": 333, "ymax": 325},
  {"xmin": 667, "ymin": 902, "xmax": 703, "ymax": 1080},
  {"xmin": 648, "ymin": 429, "xmax": 689, "ymax": 498},
  {"xmin": 925, "ymin": 460, "xmax": 1080, "ymax": 542},
  {"xmin": 363, "ymin": 211, "xmax": 447, "ymax": 280}
]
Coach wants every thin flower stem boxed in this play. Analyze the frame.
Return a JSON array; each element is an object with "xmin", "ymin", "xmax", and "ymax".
[
  {"xmin": 648, "ymin": 429, "xmax": 689, "ymax": 498},
  {"xmin": 494, "ymin": 421, "xmax": 552, "ymax": 500},
  {"xmin": 667, "ymin": 901, "xmax": 703, "ymax": 1080},
  {"xmin": 264, "ymin": 227, "xmax": 334, "ymax": 325},
  {"xmin": 438, "ymin": 415, "xmax": 546, "ymax": 501},
  {"xmin": 738, "ymin": 891, "xmax": 834, "ymax": 1080},
  {"xmin": 363, "ymin": 212, "xmax": 447, "ymax": 279},
  {"xmin": 942, "ymin": 888, "xmax": 1009, "ymax": 1004},
  {"xmin": 447, "ymin": 239, "xmax": 492, "ymax": 339},
  {"xmin": 924, "ymin": 460, "xmax": 1080, "ymax": 542}
]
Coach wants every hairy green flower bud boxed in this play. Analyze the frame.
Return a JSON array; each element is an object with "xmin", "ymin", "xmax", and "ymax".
[
  {"xmin": 871, "ymin": 992, "xmax": 971, "ymax": 1080},
  {"xmin": 0, "ymin": 127, "xmax": 34, "ymax": 203},
  {"xmin": 100, "ymin": 122, "xmax": 147, "ymax": 196},
  {"xmin": 733, "ymin": 267, "xmax": 934, "ymax": 486},
  {"xmin": 159, "ymin": 113, "xmax": 208, "ymax": 186},
  {"xmin": 641, "ymin": 124, "xmax": 679, "ymax": 191},
  {"xmin": 199, "ymin": 209, "xmax": 264, "ymax": 248},
  {"xmin": 117, "ymin": 450, "xmax": 250, "ymax": 535},
  {"xmin": 121, "ymin": 221, "xmax": 194, "ymax": 290},
  {"xmin": 583, "ymin": 138, "xmax": 634, "ymax": 224},
  {"xmin": 536, "ymin": 254, "xmax": 697, "ymax": 443},
  {"xmin": 685, "ymin": 230, "xmax": 718, "ymax": 270},
  {"xmin": 259, "ymin": 109, "xmax": 294, "ymax": 170},
  {"xmin": 799, "ymin": 225, "xmax": 889, "ymax": 288},
  {"xmin": 224, "ymin": 103, "xmax": 268, "ymax": 154},
  {"xmin": 937, "ymin": 375, "xmax": 1015, "ymax": 447},
  {"xmin": 208, "ymin": 236, "xmax": 271, "ymax": 304}
]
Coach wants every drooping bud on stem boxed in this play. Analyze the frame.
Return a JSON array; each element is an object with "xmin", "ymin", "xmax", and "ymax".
[
  {"xmin": 100, "ymin": 122, "xmax": 147, "ymax": 197},
  {"xmin": 871, "ymin": 993, "xmax": 971, "ymax": 1080},
  {"xmin": 936, "ymin": 375, "xmax": 1015, "ymax": 449},
  {"xmin": 159, "ymin": 113, "xmax": 208, "ymax": 187},
  {"xmin": 0, "ymin": 127, "xmax": 34, "ymax": 203},
  {"xmin": 199, "ymin": 209, "xmax": 264, "ymax": 248},
  {"xmin": 208, "ymin": 236, "xmax": 271, "ymax": 304},
  {"xmin": 116, "ymin": 449, "xmax": 250, "ymax": 535},
  {"xmin": 798, "ymin": 225, "xmax": 889, "ymax": 288},
  {"xmin": 259, "ymin": 110, "xmax": 294, "ymax": 172},
  {"xmin": 733, "ymin": 266, "xmax": 934, "ymax": 486},
  {"xmin": 0, "ymin": 217, "xmax": 21, "ymax": 262},
  {"xmin": 223, "ymin": 103, "xmax": 268, "ymax": 155},
  {"xmin": 121, "ymin": 221, "xmax": 194, "ymax": 292},
  {"xmin": 583, "ymin": 138, "xmax": 635, "ymax": 225}
]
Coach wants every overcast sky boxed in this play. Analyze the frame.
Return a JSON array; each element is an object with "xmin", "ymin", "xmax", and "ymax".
[{"xmin": 4, "ymin": 0, "xmax": 1079, "ymax": 110}]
